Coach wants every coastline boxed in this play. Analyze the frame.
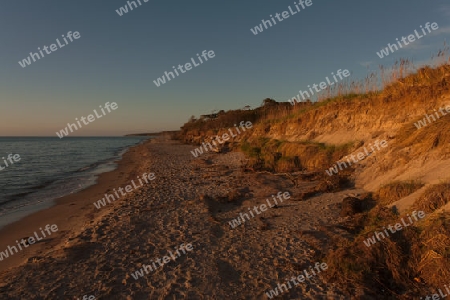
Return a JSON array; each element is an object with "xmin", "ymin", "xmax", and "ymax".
[
  {"xmin": 0, "ymin": 137, "xmax": 155, "ymax": 272},
  {"xmin": 0, "ymin": 136, "xmax": 149, "ymax": 230},
  {"xmin": 0, "ymin": 137, "xmax": 351, "ymax": 299}
]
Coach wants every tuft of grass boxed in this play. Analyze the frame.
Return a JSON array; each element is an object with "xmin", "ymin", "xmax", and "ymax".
[
  {"xmin": 325, "ymin": 205, "xmax": 422, "ymax": 297},
  {"xmin": 412, "ymin": 213, "xmax": 450, "ymax": 289},
  {"xmin": 413, "ymin": 182, "xmax": 450, "ymax": 213},
  {"xmin": 376, "ymin": 180, "xmax": 425, "ymax": 206},
  {"xmin": 240, "ymin": 141, "xmax": 261, "ymax": 158},
  {"xmin": 325, "ymin": 183, "xmax": 450, "ymax": 298},
  {"xmin": 239, "ymin": 137, "xmax": 358, "ymax": 173}
]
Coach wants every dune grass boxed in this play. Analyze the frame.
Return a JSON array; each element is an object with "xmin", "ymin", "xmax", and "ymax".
[{"xmin": 376, "ymin": 180, "xmax": 425, "ymax": 206}]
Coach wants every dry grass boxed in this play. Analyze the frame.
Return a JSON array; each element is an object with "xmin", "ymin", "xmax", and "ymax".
[
  {"xmin": 376, "ymin": 180, "xmax": 424, "ymax": 206},
  {"xmin": 239, "ymin": 138, "xmax": 356, "ymax": 173},
  {"xmin": 180, "ymin": 53, "xmax": 450, "ymax": 182},
  {"xmin": 181, "ymin": 48, "xmax": 450, "ymax": 140},
  {"xmin": 413, "ymin": 213, "xmax": 450, "ymax": 288},
  {"xmin": 177, "ymin": 48, "xmax": 450, "ymax": 299},
  {"xmin": 394, "ymin": 113, "xmax": 450, "ymax": 160},
  {"xmin": 412, "ymin": 182, "xmax": 450, "ymax": 213},
  {"xmin": 324, "ymin": 205, "xmax": 425, "ymax": 298},
  {"xmin": 326, "ymin": 188, "xmax": 450, "ymax": 298},
  {"xmin": 324, "ymin": 206, "xmax": 419, "ymax": 297}
]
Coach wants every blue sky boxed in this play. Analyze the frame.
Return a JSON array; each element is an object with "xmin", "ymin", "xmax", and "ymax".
[{"xmin": 1, "ymin": 0, "xmax": 449, "ymax": 136}]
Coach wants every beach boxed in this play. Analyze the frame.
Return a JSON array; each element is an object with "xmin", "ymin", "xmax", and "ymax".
[
  {"xmin": 0, "ymin": 138, "xmax": 154, "ymax": 273},
  {"xmin": 4, "ymin": 1, "xmax": 450, "ymax": 298},
  {"xmin": 0, "ymin": 136, "xmax": 353, "ymax": 299}
]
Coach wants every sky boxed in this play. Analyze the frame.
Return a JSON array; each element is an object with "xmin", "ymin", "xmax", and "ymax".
[{"xmin": 0, "ymin": 0, "xmax": 449, "ymax": 136}]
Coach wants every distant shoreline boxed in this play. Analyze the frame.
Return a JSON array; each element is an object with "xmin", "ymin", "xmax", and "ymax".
[
  {"xmin": 125, "ymin": 133, "xmax": 160, "ymax": 136},
  {"xmin": 125, "ymin": 130, "xmax": 179, "ymax": 137}
]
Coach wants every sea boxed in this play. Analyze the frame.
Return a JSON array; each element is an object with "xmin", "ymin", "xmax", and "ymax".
[{"xmin": 0, "ymin": 136, "xmax": 150, "ymax": 229}]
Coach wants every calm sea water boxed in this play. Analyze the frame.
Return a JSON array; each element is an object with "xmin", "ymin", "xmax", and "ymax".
[{"xmin": 0, "ymin": 136, "xmax": 150, "ymax": 228}]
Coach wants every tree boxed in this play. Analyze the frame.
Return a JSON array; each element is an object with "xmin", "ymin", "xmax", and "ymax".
[
  {"xmin": 262, "ymin": 98, "xmax": 277, "ymax": 106},
  {"xmin": 188, "ymin": 115, "xmax": 196, "ymax": 123}
]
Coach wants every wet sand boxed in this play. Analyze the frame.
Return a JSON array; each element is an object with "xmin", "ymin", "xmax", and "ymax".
[{"xmin": 0, "ymin": 139, "xmax": 154, "ymax": 272}]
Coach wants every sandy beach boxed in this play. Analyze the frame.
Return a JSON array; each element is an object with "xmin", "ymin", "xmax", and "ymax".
[
  {"xmin": 0, "ymin": 138, "xmax": 155, "ymax": 273},
  {"xmin": 0, "ymin": 136, "xmax": 355, "ymax": 299},
  {"xmin": 4, "ymin": 1, "xmax": 450, "ymax": 298}
]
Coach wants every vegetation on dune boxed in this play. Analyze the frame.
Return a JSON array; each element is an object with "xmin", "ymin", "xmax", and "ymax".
[
  {"xmin": 412, "ymin": 183, "xmax": 450, "ymax": 213},
  {"xmin": 325, "ymin": 182, "xmax": 450, "ymax": 298},
  {"xmin": 376, "ymin": 180, "xmax": 425, "ymax": 206},
  {"xmin": 178, "ymin": 49, "xmax": 450, "ymax": 298},
  {"xmin": 239, "ymin": 137, "xmax": 356, "ymax": 173}
]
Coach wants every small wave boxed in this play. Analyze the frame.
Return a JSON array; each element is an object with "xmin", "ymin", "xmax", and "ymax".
[{"xmin": 0, "ymin": 136, "xmax": 148, "ymax": 224}]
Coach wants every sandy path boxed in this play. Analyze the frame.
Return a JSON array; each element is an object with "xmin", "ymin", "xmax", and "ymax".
[{"xmin": 0, "ymin": 138, "xmax": 353, "ymax": 299}]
